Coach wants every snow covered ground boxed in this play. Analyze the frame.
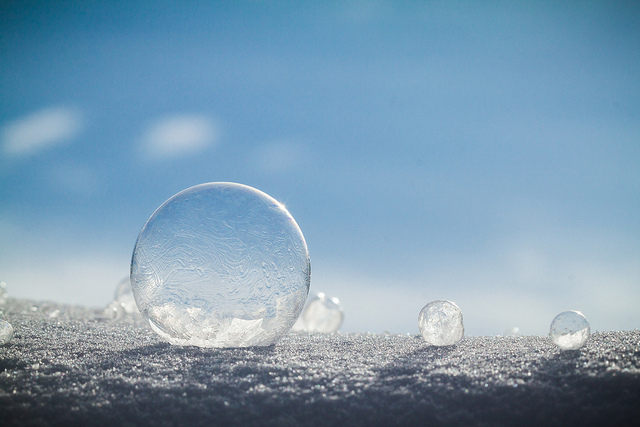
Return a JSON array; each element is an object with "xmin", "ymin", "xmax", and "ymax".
[{"xmin": 1, "ymin": 298, "xmax": 639, "ymax": 425}]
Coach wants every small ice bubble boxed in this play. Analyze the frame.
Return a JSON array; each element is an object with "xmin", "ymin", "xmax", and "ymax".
[
  {"xmin": 504, "ymin": 327, "xmax": 520, "ymax": 337},
  {"xmin": 292, "ymin": 292, "xmax": 344, "ymax": 333},
  {"xmin": 0, "ymin": 319, "xmax": 14, "ymax": 345},
  {"xmin": 418, "ymin": 300, "xmax": 464, "ymax": 346},
  {"xmin": 290, "ymin": 315, "xmax": 306, "ymax": 332},
  {"xmin": 103, "ymin": 300, "xmax": 125, "ymax": 320},
  {"xmin": 103, "ymin": 277, "xmax": 142, "ymax": 321},
  {"xmin": 0, "ymin": 282, "xmax": 8, "ymax": 304},
  {"xmin": 305, "ymin": 293, "xmax": 344, "ymax": 333},
  {"xmin": 550, "ymin": 310, "xmax": 590, "ymax": 351},
  {"xmin": 114, "ymin": 277, "xmax": 140, "ymax": 315}
]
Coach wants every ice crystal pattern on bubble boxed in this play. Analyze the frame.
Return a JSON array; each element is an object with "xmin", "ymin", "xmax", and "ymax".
[
  {"xmin": 418, "ymin": 300, "xmax": 464, "ymax": 346},
  {"xmin": 130, "ymin": 182, "xmax": 310, "ymax": 348},
  {"xmin": 0, "ymin": 319, "xmax": 13, "ymax": 345},
  {"xmin": 550, "ymin": 310, "xmax": 590, "ymax": 351}
]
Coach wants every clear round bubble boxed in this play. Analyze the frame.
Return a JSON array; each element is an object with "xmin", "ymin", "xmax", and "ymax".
[
  {"xmin": 418, "ymin": 300, "xmax": 464, "ymax": 346},
  {"xmin": 291, "ymin": 292, "xmax": 344, "ymax": 333},
  {"xmin": 103, "ymin": 277, "xmax": 141, "ymax": 320},
  {"xmin": 102, "ymin": 300, "xmax": 126, "ymax": 321},
  {"xmin": 114, "ymin": 277, "xmax": 140, "ymax": 316},
  {"xmin": 0, "ymin": 281, "xmax": 8, "ymax": 305},
  {"xmin": 550, "ymin": 310, "xmax": 590, "ymax": 351},
  {"xmin": 0, "ymin": 319, "xmax": 13, "ymax": 345},
  {"xmin": 131, "ymin": 182, "xmax": 310, "ymax": 348},
  {"xmin": 503, "ymin": 327, "xmax": 521, "ymax": 337}
]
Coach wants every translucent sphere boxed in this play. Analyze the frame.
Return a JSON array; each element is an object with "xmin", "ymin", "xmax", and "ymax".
[
  {"xmin": 0, "ymin": 281, "xmax": 8, "ymax": 305},
  {"xmin": 503, "ymin": 327, "xmax": 520, "ymax": 337},
  {"xmin": 103, "ymin": 277, "xmax": 141, "ymax": 320},
  {"xmin": 418, "ymin": 300, "xmax": 464, "ymax": 346},
  {"xmin": 102, "ymin": 300, "xmax": 126, "ymax": 320},
  {"xmin": 114, "ymin": 277, "xmax": 139, "ymax": 315},
  {"xmin": 292, "ymin": 292, "xmax": 344, "ymax": 333},
  {"xmin": 0, "ymin": 319, "xmax": 13, "ymax": 345},
  {"xmin": 550, "ymin": 310, "xmax": 590, "ymax": 351},
  {"xmin": 131, "ymin": 182, "xmax": 310, "ymax": 348}
]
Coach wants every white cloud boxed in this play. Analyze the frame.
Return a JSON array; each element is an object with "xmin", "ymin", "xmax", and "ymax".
[
  {"xmin": 1, "ymin": 106, "xmax": 82, "ymax": 157},
  {"xmin": 141, "ymin": 114, "xmax": 219, "ymax": 158}
]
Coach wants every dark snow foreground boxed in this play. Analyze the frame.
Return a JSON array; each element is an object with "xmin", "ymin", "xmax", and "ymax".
[{"xmin": 1, "ymin": 298, "xmax": 639, "ymax": 426}]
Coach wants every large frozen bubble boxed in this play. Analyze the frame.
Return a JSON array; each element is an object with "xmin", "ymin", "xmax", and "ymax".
[
  {"xmin": 550, "ymin": 310, "xmax": 590, "ymax": 351},
  {"xmin": 418, "ymin": 300, "xmax": 464, "ymax": 346},
  {"xmin": 291, "ymin": 292, "xmax": 344, "ymax": 333},
  {"xmin": 0, "ymin": 319, "xmax": 13, "ymax": 345},
  {"xmin": 130, "ymin": 182, "xmax": 310, "ymax": 347}
]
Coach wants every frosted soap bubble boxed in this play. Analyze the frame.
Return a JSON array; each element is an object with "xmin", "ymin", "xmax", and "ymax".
[
  {"xmin": 103, "ymin": 277, "xmax": 141, "ymax": 320},
  {"xmin": 550, "ymin": 310, "xmax": 590, "ymax": 351},
  {"xmin": 130, "ymin": 182, "xmax": 310, "ymax": 348},
  {"xmin": 114, "ymin": 277, "xmax": 139, "ymax": 315},
  {"xmin": 418, "ymin": 300, "xmax": 464, "ymax": 346},
  {"xmin": 292, "ymin": 292, "xmax": 344, "ymax": 333},
  {"xmin": 0, "ymin": 281, "xmax": 8, "ymax": 305},
  {"xmin": 0, "ymin": 319, "xmax": 13, "ymax": 345},
  {"xmin": 503, "ymin": 327, "xmax": 520, "ymax": 337}
]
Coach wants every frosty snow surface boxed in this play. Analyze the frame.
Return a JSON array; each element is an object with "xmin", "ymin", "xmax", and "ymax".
[{"xmin": 1, "ymin": 298, "xmax": 639, "ymax": 425}]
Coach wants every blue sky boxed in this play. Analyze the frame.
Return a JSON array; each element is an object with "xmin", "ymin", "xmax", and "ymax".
[{"xmin": 1, "ymin": 1, "xmax": 639, "ymax": 336}]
